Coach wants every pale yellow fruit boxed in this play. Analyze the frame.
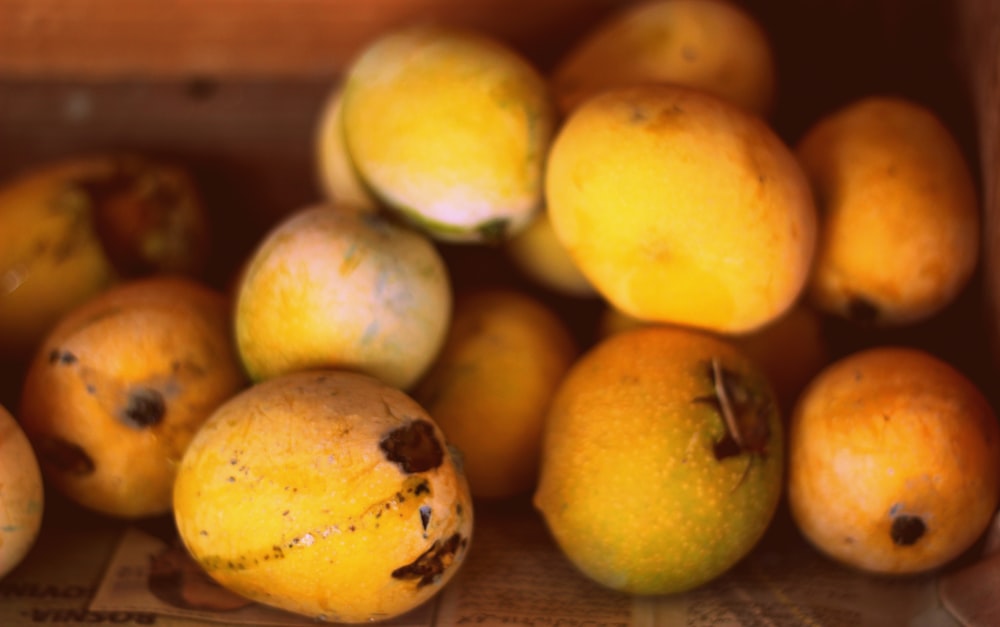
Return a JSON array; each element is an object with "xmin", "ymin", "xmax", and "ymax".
[
  {"xmin": 535, "ymin": 325, "xmax": 783, "ymax": 594},
  {"xmin": 505, "ymin": 210, "xmax": 597, "ymax": 297},
  {"xmin": 18, "ymin": 275, "xmax": 246, "ymax": 519},
  {"xmin": 173, "ymin": 369, "xmax": 473, "ymax": 623},
  {"xmin": 234, "ymin": 204, "xmax": 452, "ymax": 390},
  {"xmin": 0, "ymin": 403, "xmax": 44, "ymax": 578},
  {"xmin": 796, "ymin": 96, "xmax": 980, "ymax": 325},
  {"xmin": 0, "ymin": 154, "xmax": 210, "ymax": 361},
  {"xmin": 413, "ymin": 288, "xmax": 577, "ymax": 499},
  {"xmin": 552, "ymin": 0, "xmax": 776, "ymax": 117},
  {"xmin": 314, "ymin": 84, "xmax": 380, "ymax": 211},
  {"xmin": 546, "ymin": 85, "xmax": 817, "ymax": 334},
  {"xmin": 788, "ymin": 347, "xmax": 1000, "ymax": 575},
  {"xmin": 342, "ymin": 23, "xmax": 556, "ymax": 243}
]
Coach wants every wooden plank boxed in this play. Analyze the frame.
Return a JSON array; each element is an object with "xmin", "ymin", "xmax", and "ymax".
[
  {"xmin": 0, "ymin": 0, "xmax": 623, "ymax": 79},
  {"xmin": 954, "ymin": 0, "xmax": 1000, "ymax": 362}
]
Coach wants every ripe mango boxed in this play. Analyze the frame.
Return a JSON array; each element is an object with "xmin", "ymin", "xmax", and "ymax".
[
  {"xmin": 341, "ymin": 23, "xmax": 556, "ymax": 243},
  {"xmin": 18, "ymin": 275, "xmax": 246, "ymax": 518},
  {"xmin": 173, "ymin": 369, "xmax": 473, "ymax": 623},
  {"xmin": 788, "ymin": 346, "xmax": 1000, "ymax": 575},
  {"xmin": 534, "ymin": 325, "xmax": 784, "ymax": 594},
  {"xmin": 0, "ymin": 403, "xmax": 44, "ymax": 578},
  {"xmin": 0, "ymin": 154, "xmax": 210, "ymax": 362}
]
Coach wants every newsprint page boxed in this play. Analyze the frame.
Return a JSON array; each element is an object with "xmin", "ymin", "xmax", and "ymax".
[{"xmin": 2, "ymin": 492, "xmax": 997, "ymax": 627}]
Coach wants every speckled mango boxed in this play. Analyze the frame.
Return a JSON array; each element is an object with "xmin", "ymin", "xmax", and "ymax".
[
  {"xmin": 0, "ymin": 153, "xmax": 210, "ymax": 362},
  {"xmin": 0, "ymin": 403, "xmax": 44, "ymax": 578},
  {"xmin": 534, "ymin": 325, "xmax": 784, "ymax": 595},
  {"xmin": 18, "ymin": 275, "xmax": 246, "ymax": 519},
  {"xmin": 172, "ymin": 369, "xmax": 474, "ymax": 623}
]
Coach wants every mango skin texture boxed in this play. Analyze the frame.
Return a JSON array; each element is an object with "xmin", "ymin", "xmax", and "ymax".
[
  {"xmin": 0, "ymin": 403, "xmax": 44, "ymax": 578},
  {"xmin": 545, "ymin": 85, "xmax": 816, "ymax": 335},
  {"xmin": 233, "ymin": 204, "xmax": 452, "ymax": 390},
  {"xmin": 173, "ymin": 369, "xmax": 474, "ymax": 623},
  {"xmin": 788, "ymin": 347, "xmax": 1000, "ymax": 575},
  {"xmin": 534, "ymin": 325, "xmax": 784, "ymax": 595}
]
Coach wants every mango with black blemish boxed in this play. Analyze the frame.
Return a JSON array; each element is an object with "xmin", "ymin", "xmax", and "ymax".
[
  {"xmin": 795, "ymin": 96, "xmax": 980, "ymax": 326},
  {"xmin": 0, "ymin": 153, "xmax": 210, "ymax": 362},
  {"xmin": 0, "ymin": 403, "xmax": 44, "ymax": 578},
  {"xmin": 788, "ymin": 346, "xmax": 1000, "ymax": 575},
  {"xmin": 339, "ymin": 23, "xmax": 556, "ymax": 243},
  {"xmin": 18, "ymin": 275, "xmax": 245, "ymax": 519},
  {"xmin": 534, "ymin": 325, "xmax": 783, "ymax": 595},
  {"xmin": 172, "ymin": 369, "xmax": 473, "ymax": 623}
]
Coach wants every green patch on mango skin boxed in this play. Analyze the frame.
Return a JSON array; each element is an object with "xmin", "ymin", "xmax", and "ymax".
[{"xmin": 387, "ymin": 201, "xmax": 517, "ymax": 244}]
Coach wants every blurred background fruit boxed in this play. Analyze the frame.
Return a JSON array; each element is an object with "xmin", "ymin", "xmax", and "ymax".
[
  {"xmin": 314, "ymin": 85, "xmax": 380, "ymax": 212},
  {"xmin": 796, "ymin": 95, "xmax": 981, "ymax": 327},
  {"xmin": 504, "ymin": 210, "xmax": 598, "ymax": 298},
  {"xmin": 0, "ymin": 153, "xmax": 210, "ymax": 366},
  {"xmin": 0, "ymin": 403, "xmax": 44, "ymax": 578},
  {"xmin": 550, "ymin": 0, "xmax": 777, "ymax": 118},
  {"xmin": 414, "ymin": 288, "xmax": 578, "ymax": 500}
]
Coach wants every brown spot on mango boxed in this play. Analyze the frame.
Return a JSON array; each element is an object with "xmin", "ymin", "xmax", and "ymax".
[
  {"xmin": 36, "ymin": 436, "xmax": 95, "ymax": 476},
  {"xmin": 391, "ymin": 532, "xmax": 466, "ymax": 588},
  {"xmin": 379, "ymin": 420, "xmax": 444, "ymax": 473}
]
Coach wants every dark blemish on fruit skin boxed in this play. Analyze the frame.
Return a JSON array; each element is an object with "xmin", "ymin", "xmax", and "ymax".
[
  {"xmin": 693, "ymin": 358, "xmax": 771, "ymax": 461},
  {"xmin": 36, "ymin": 437, "xmax": 96, "ymax": 476},
  {"xmin": 120, "ymin": 387, "xmax": 166, "ymax": 428},
  {"xmin": 379, "ymin": 420, "xmax": 445, "ymax": 473},
  {"xmin": 847, "ymin": 296, "xmax": 881, "ymax": 324},
  {"xmin": 891, "ymin": 514, "xmax": 927, "ymax": 546},
  {"xmin": 391, "ymin": 533, "xmax": 467, "ymax": 588},
  {"xmin": 419, "ymin": 506, "xmax": 432, "ymax": 532},
  {"xmin": 476, "ymin": 219, "xmax": 510, "ymax": 244},
  {"xmin": 48, "ymin": 349, "xmax": 78, "ymax": 365}
]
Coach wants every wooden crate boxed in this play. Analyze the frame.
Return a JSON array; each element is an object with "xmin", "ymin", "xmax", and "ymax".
[{"xmin": 1, "ymin": 1, "xmax": 999, "ymax": 625}]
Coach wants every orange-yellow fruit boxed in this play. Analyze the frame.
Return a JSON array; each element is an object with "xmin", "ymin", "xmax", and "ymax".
[
  {"xmin": 413, "ymin": 288, "xmax": 577, "ymax": 499},
  {"xmin": 788, "ymin": 346, "xmax": 1000, "ymax": 575},
  {"xmin": 0, "ymin": 153, "xmax": 210, "ymax": 362},
  {"xmin": 233, "ymin": 203, "xmax": 451, "ymax": 390},
  {"xmin": 599, "ymin": 302, "xmax": 829, "ymax": 411},
  {"xmin": 18, "ymin": 275, "xmax": 246, "ymax": 519},
  {"xmin": 546, "ymin": 84, "xmax": 816, "ymax": 334},
  {"xmin": 0, "ymin": 403, "xmax": 44, "ymax": 577},
  {"xmin": 796, "ymin": 96, "xmax": 980, "ymax": 325},
  {"xmin": 534, "ymin": 325, "xmax": 783, "ymax": 594},
  {"xmin": 341, "ymin": 23, "xmax": 556, "ymax": 242},
  {"xmin": 173, "ymin": 369, "xmax": 473, "ymax": 623},
  {"xmin": 504, "ymin": 210, "xmax": 597, "ymax": 298},
  {"xmin": 314, "ymin": 84, "xmax": 380, "ymax": 211},
  {"xmin": 552, "ymin": 0, "xmax": 777, "ymax": 117}
]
